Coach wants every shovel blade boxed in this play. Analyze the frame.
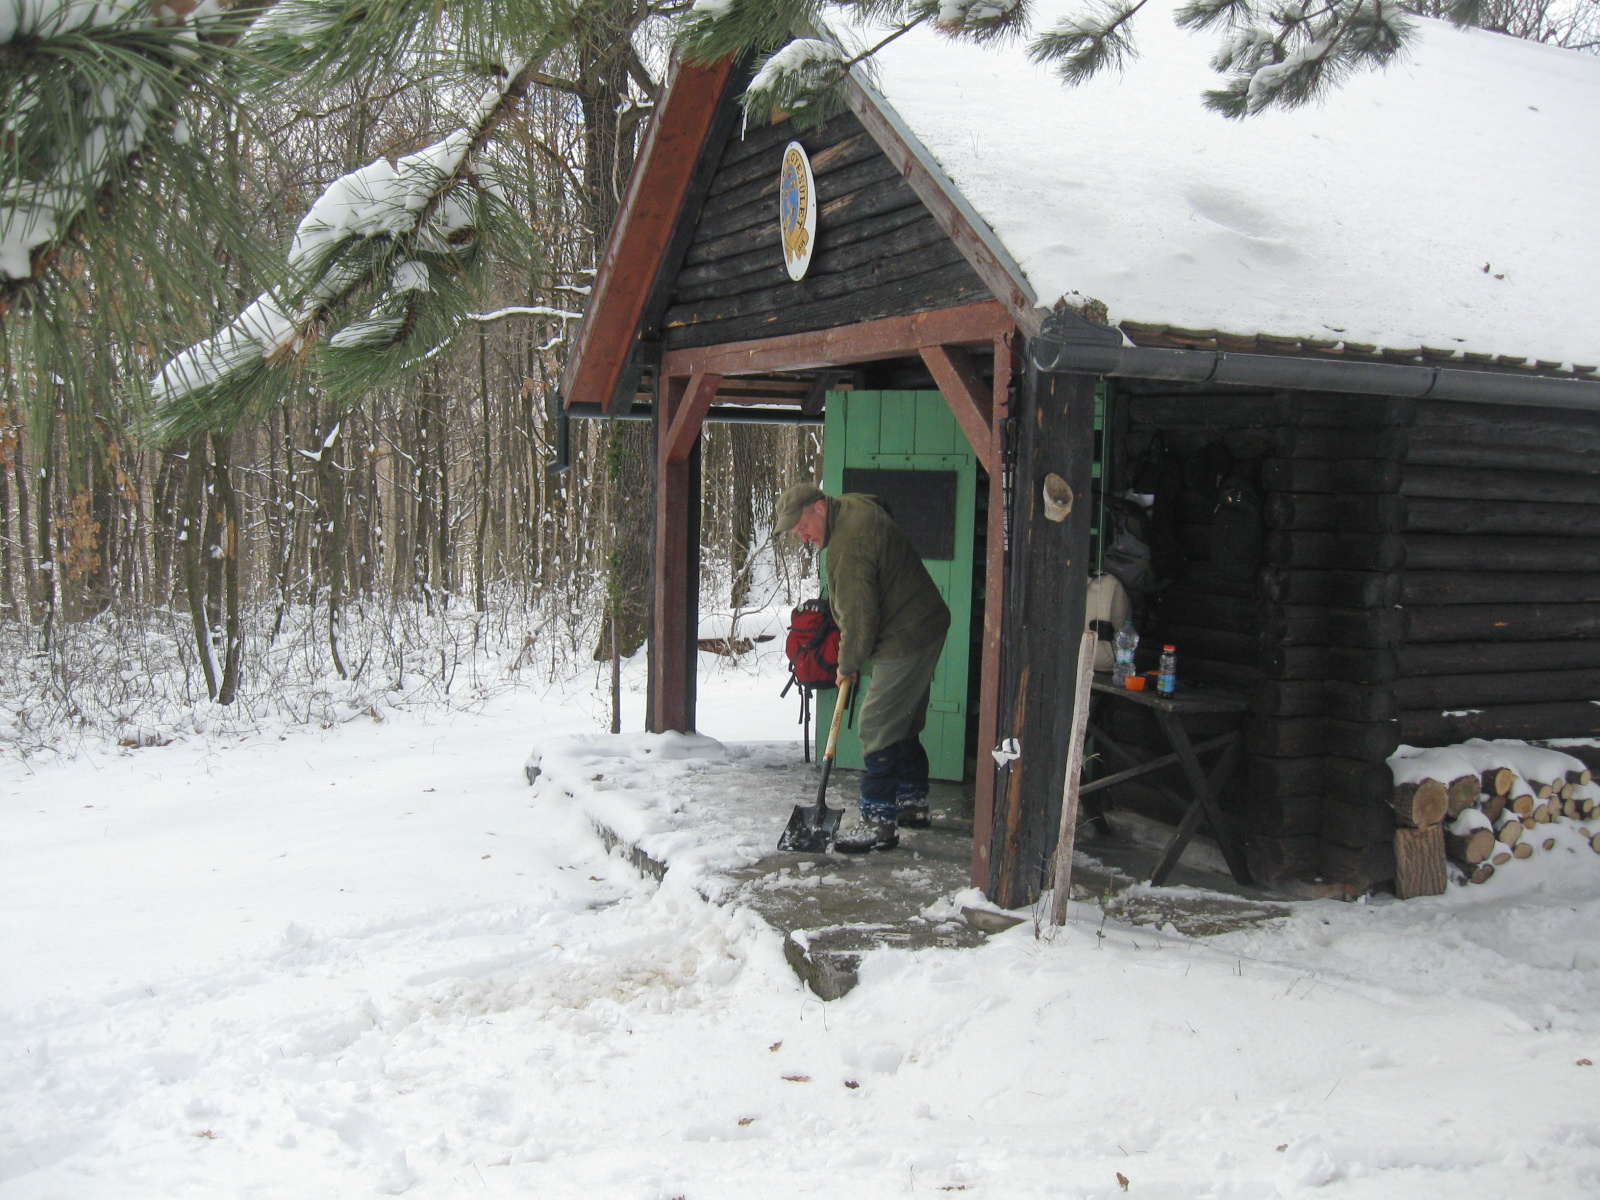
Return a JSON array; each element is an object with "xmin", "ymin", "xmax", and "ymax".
[{"xmin": 778, "ymin": 802, "xmax": 842, "ymax": 853}]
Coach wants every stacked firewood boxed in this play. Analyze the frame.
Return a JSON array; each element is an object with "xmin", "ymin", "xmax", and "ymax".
[{"xmin": 1388, "ymin": 742, "xmax": 1600, "ymax": 896}]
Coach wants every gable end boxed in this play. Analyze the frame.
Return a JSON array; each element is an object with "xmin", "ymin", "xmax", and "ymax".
[{"xmin": 652, "ymin": 109, "xmax": 991, "ymax": 352}]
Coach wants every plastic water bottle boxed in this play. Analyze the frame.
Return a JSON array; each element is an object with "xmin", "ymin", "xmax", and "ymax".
[
  {"xmin": 1158, "ymin": 644, "xmax": 1178, "ymax": 696},
  {"xmin": 1113, "ymin": 621, "xmax": 1139, "ymax": 684}
]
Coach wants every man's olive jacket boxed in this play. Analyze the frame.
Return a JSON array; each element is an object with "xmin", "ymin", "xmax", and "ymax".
[{"xmin": 823, "ymin": 494, "xmax": 951, "ymax": 675}]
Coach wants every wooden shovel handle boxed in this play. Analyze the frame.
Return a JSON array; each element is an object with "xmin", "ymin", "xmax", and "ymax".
[{"xmin": 822, "ymin": 677, "xmax": 853, "ymax": 763}]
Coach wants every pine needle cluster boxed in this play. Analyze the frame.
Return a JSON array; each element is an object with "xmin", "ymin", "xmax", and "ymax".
[{"xmin": 678, "ymin": 0, "xmax": 1562, "ymax": 125}]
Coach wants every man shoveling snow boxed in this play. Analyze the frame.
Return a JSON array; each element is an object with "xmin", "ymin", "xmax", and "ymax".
[{"xmin": 775, "ymin": 482, "xmax": 950, "ymax": 852}]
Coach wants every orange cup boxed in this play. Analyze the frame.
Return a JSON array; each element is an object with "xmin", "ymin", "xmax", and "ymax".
[{"xmin": 1124, "ymin": 675, "xmax": 1147, "ymax": 691}]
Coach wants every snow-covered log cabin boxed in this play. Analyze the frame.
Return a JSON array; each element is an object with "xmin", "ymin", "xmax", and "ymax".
[{"xmin": 559, "ymin": 0, "xmax": 1600, "ymax": 905}]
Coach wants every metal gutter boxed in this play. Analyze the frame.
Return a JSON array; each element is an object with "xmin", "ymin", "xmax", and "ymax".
[
  {"xmin": 1031, "ymin": 312, "xmax": 1600, "ymax": 412},
  {"xmin": 564, "ymin": 401, "xmax": 823, "ymax": 426}
]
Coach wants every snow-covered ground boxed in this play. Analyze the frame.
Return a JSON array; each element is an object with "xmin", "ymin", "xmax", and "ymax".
[{"xmin": 3, "ymin": 649, "xmax": 1598, "ymax": 1198}]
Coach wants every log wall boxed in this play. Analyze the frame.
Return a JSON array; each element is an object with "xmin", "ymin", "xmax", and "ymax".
[
  {"xmin": 1117, "ymin": 389, "xmax": 1370, "ymax": 884},
  {"xmin": 1115, "ymin": 390, "xmax": 1600, "ymax": 893},
  {"xmin": 656, "ymin": 110, "xmax": 991, "ymax": 350}
]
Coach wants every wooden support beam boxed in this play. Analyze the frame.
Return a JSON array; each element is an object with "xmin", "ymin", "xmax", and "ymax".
[
  {"xmin": 970, "ymin": 332, "xmax": 1013, "ymax": 888},
  {"xmin": 662, "ymin": 372, "xmax": 723, "ymax": 465},
  {"xmin": 988, "ymin": 366, "xmax": 1098, "ymax": 909},
  {"xmin": 661, "ymin": 301, "xmax": 1012, "ymax": 379},
  {"xmin": 651, "ymin": 375, "xmax": 701, "ymax": 733},
  {"xmin": 921, "ymin": 344, "xmax": 996, "ymax": 473}
]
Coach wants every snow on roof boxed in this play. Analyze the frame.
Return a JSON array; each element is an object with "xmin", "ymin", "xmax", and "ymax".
[{"xmin": 844, "ymin": 1, "xmax": 1600, "ymax": 368}]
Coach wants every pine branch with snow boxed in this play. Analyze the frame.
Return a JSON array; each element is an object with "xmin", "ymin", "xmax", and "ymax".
[
  {"xmin": 1195, "ymin": 0, "xmax": 1415, "ymax": 117},
  {"xmin": 1029, "ymin": 0, "xmax": 1149, "ymax": 83},
  {"xmin": 147, "ymin": 66, "xmax": 540, "ymax": 439},
  {"xmin": 740, "ymin": 37, "xmax": 853, "ymax": 121},
  {"xmin": 914, "ymin": 0, "xmax": 1031, "ymax": 41},
  {"xmin": 678, "ymin": 0, "xmax": 827, "ymax": 66},
  {"xmin": 0, "ymin": 0, "xmax": 259, "ymax": 308},
  {"xmin": 681, "ymin": 0, "xmax": 1566, "ymax": 129}
]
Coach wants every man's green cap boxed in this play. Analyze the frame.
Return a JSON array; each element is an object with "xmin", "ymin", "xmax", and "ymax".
[{"xmin": 774, "ymin": 482, "xmax": 826, "ymax": 533}]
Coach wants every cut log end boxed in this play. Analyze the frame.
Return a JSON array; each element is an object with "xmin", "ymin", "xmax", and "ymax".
[
  {"xmin": 1446, "ymin": 775, "xmax": 1480, "ymax": 817},
  {"xmin": 1393, "ymin": 778, "xmax": 1449, "ymax": 827},
  {"xmin": 1446, "ymin": 826, "xmax": 1497, "ymax": 864},
  {"xmin": 1513, "ymin": 842, "xmax": 1534, "ymax": 860},
  {"xmin": 1483, "ymin": 767, "xmax": 1515, "ymax": 796}
]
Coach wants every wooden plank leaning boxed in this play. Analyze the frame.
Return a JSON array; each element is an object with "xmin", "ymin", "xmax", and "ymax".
[{"xmin": 1049, "ymin": 630, "xmax": 1099, "ymax": 927}]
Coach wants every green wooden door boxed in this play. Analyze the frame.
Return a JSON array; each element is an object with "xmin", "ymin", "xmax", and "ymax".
[{"xmin": 815, "ymin": 390, "xmax": 977, "ymax": 780}]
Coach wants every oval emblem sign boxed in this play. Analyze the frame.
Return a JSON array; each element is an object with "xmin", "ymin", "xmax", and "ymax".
[{"xmin": 778, "ymin": 141, "xmax": 816, "ymax": 282}]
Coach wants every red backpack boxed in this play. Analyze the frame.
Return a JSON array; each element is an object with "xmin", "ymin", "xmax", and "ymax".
[{"xmin": 784, "ymin": 598, "xmax": 840, "ymax": 691}]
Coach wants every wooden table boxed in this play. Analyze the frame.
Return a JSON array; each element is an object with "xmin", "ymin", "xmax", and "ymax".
[{"xmin": 1081, "ymin": 677, "xmax": 1253, "ymax": 886}]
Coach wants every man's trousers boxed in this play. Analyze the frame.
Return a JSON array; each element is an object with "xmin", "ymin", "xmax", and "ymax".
[{"xmin": 854, "ymin": 639, "xmax": 943, "ymax": 821}]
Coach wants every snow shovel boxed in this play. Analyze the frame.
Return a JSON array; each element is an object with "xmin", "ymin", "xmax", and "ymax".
[{"xmin": 778, "ymin": 677, "xmax": 853, "ymax": 852}]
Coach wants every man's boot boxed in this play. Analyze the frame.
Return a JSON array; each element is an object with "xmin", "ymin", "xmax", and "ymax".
[
  {"xmin": 891, "ymin": 735, "xmax": 932, "ymax": 827},
  {"xmin": 847, "ymin": 745, "xmax": 902, "ymax": 851},
  {"xmin": 834, "ymin": 813, "xmax": 899, "ymax": 853},
  {"xmin": 896, "ymin": 798, "xmax": 931, "ymax": 829}
]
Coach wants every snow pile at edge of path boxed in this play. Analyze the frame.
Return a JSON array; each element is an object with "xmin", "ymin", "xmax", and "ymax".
[{"xmin": 525, "ymin": 730, "xmax": 777, "ymax": 885}]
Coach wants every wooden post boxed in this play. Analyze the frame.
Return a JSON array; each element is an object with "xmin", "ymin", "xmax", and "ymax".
[
  {"xmin": 1049, "ymin": 630, "xmax": 1098, "ymax": 925},
  {"xmin": 970, "ymin": 333, "xmax": 1013, "ymax": 886},
  {"xmin": 650, "ymin": 374, "xmax": 702, "ymax": 733},
  {"xmin": 988, "ymin": 365, "xmax": 1097, "ymax": 910}
]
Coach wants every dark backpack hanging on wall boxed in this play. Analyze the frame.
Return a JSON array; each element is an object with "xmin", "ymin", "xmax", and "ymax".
[{"xmin": 1210, "ymin": 460, "xmax": 1264, "ymax": 582}]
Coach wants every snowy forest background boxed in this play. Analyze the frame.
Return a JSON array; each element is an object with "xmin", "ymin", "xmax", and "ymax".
[{"xmin": 0, "ymin": 0, "xmax": 1593, "ymax": 756}]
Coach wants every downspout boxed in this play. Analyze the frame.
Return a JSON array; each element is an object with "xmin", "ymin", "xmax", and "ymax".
[{"xmin": 1031, "ymin": 311, "xmax": 1600, "ymax": 412}]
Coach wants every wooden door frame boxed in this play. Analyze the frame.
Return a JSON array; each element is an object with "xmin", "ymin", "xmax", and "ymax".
[{"xmin": 647, "ymin": 300, "xmax": 1015, "ymax": 888}]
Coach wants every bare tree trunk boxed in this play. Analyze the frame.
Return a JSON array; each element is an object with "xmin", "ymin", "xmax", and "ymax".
[
  {"xmin": 315, "ymin": 419, "xmax": 349, "ymax": 678},
  {"xmin": 180, "ymin": 437, "xmax": 219, "ymax": 699},
  {"xmin": 11, "ymin": 410, "xmax": 35, "ymax": 622},
  {"xmin": 37, "ymin": 401, "xmax": 57, "ymax": 644},
  {"xmin": 475, "ymin": 327, "xmax": 492, "ymax": 612},
  {"xmin": 211, "ymin": 432, "xmax": 243, "ymax": 703},
  {"xmin": 0, "ymin": 416, "xmax": 16, "ymax": 620}
]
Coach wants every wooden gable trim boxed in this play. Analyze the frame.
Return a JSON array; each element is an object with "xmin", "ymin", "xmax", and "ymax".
[
  {"xmin": 559, "ymin": 54, "xmax": 738, "ymax": 413},
  {"xmin": 842, "ymin": 73, "xmax": 1043, "ymax": 338}
]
